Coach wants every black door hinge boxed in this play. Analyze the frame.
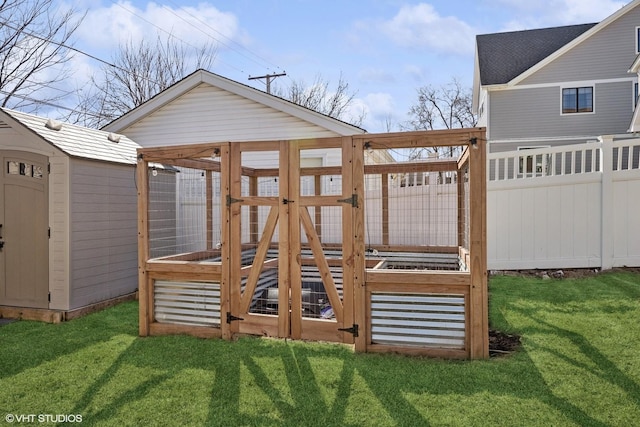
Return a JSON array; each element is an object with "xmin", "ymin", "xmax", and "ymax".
[
  {"xmin": 48, "ymin": 163, "xmax": 51, "ymax": 174},
  {"xmin": 48, "ymin": 227, "xmax": 51, "ymax": 238},
  {"xmin": 338, "ymin": 324, "xmax": 359, "ymax": 337},
  {"xmin": 226, "ymin": 195, "xmax": 244, "ymax": 206},
  {"xmin": 48, "ymin": 292, "xmax": 51, "ymax": 302},
  {"xmin": 226, "ymin": 312, "xmax": 244, "ymax": 324},
  {"xmin": 337, "ymin": 194, "xmax": 358, "ymax": 208}
]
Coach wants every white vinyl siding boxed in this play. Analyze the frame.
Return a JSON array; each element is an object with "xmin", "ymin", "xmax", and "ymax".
[
  {"xmin": 123, "ymin": 83, "xmax": 343, "ymax": 147},
  {"xmin": 69, "ymin": 160, "xmax": 138, "ymax": 309}
]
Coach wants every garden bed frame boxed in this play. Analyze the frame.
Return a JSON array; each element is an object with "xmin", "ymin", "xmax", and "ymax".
[{"xmin": 136, "ymin": 129, "xmax": 488, "ymax": 358}]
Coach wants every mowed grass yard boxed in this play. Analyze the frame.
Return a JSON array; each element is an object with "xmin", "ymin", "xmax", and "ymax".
[{"xmin": 1, "ymin": 271, "xmax": 639, "ymax": 426}]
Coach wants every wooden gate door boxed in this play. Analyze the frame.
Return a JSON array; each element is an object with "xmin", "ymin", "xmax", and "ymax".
[
  {"xmin": 289, "ymin": 139, "xmax": 356, "ymax": 343},
  {"xmin": 227, "ymin": 139, "xmax": 356, "ymax": 344},
  {"xmin": 0, "ymin": 151, "xmax": 49, "ymax": 308}
]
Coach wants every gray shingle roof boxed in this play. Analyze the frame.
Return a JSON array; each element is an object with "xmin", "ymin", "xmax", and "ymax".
[
  {"xmin": 476, "ymin": 23, "xmax": 597, "ymax": 85},
  {"xmin": 2, "ymin": 108, "xmax": 140, "ymax": 165}
]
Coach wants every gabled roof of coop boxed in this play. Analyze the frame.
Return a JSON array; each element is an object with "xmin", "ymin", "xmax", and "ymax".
[
  {"xmin": 1, "ymin": 108, "xmax": 140, "ymax": 165},
  {"xmin": 101, "ymin": 69, "xmax": 367, "ymax": 136}
]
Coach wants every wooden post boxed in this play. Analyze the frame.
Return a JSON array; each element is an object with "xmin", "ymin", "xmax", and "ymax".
[
  {"xmin": 136, "ymin": 152, "xmax": 151, "ymax": 336},
  {"xmin": 281, "ymin": 141, "xmax": 295, "ymax": 338},
  {"xmin": 350, "ymin": 137, "xmax": 366, "ymax": 351},
  {"xmin": 220, "ymin": 143, "xmax": 232, "ymax": 340},
  {"xmin": 468, "ymin": 135, "xmax": 488, "ymax": 359},
  {"xmin": 228, "ymin": 142, "xmax": 243, "ymax": 337}
]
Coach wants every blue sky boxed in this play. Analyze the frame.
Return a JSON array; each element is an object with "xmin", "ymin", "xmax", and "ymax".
[{"xmin": 67, "ymin": 0, "xmax": 628, "ymax": 131}]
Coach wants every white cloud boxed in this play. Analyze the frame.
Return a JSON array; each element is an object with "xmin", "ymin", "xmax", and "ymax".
[
  {"xmin": 379, "ymin": 4, "xmax": 476, "ymax": 55},
  {"xmin": 76, "ymin": 1, "xmax": 241, "ymax": 51},
  {"xmin": 495, "ymin": 0, "xmax": 626, "ymax": 30}
]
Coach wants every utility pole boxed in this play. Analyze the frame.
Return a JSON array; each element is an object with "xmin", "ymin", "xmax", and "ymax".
[{"xmin": 248, "ymin": 72, "xmax": 286, "ymax": 94}]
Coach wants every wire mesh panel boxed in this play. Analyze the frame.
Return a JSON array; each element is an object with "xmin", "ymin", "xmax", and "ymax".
[
  {"xmin": 370, "ymin": 292, "xmax": 466, "ymax": 348},
  {"xmin": 147, "ymin": 164, "xmax": 223, "ymax": 260},
  {"xmin": 154, "ymin": 280, "xmax": 221, "ymax": 327},
  {"xmin": 363, "ymin": 148, "xmax": 464, "ymax": 248}
]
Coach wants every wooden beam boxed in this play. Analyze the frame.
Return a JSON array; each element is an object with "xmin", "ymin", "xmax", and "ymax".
[
  {"xmin": 365, "ymin": 160, "xmax": 458, "ymax": 174},
  {"xmin": 468, "ymin": 135, "xmax": 488, "ymax": 359},
  {"xmin": 228, "ymin": 142, "xmax": 243, "ymax": 337},
  {"xmin": 282, "ymin": 141, "xmax": 294, "ymax": 338},
  {"xmin": 354, "ymin": 128, "xmax": 486, "ymax": 150},
  {"xmin": 136, "ymin": 152, "xmax": 151, "ymax": 336},
  {"xmin": 351, "ymin": 136, "xmax": 367, "ymax": 351},
  {"xmin": 220, "ymin": 142, "xmax": 232, "ymax": 340}
]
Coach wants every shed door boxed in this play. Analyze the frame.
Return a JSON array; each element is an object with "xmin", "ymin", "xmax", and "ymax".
[{"xmin": 0, "ymin": 151, "xmax": 49, "ymax": 308}]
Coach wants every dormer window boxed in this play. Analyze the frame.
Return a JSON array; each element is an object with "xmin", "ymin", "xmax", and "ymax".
[{"xmin": 562, "ymin": 87, "xmax": 593, "ymax": 114}]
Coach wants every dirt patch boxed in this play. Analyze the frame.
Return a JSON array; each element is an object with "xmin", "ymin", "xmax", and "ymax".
[
  {"xmin": 489, "ymin": 329, "xmax": 521, "ymax": 357},
  {"xmin": 491, "ymin": 267, "xmax": 640, "ymax": 280}
]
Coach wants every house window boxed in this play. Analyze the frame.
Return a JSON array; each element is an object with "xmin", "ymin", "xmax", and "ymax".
[
  {"xmin": 562, "ymin": 87, "xmax": 593, "ymax": 114},
  {"xmin": 636, "ymin": 27, "xmax": 640, "ymax": 53},
  {"xmin": 635, "ymin": 82, "xmax": 639, "ymax": 108}
]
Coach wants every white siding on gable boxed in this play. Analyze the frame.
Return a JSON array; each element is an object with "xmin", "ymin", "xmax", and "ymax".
[
  {"xmin": 521, "ymin": 6, "xmax": 640, "ymax": 85},
  {"xmin": 123, "ymin": 84, "xmax": 344, "ymax": 147},
  {"xmin": 69, "ymin": 159, "xmax": 138, "ymax": 309}
]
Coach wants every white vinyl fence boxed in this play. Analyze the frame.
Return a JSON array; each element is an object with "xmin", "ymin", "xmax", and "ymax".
[{"xmin": 487, "ymin": 136, "xmax": 640, "ymax": 270}]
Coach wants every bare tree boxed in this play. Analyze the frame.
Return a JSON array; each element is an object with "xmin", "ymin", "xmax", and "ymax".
[
  {"xmin": 0, "ymin": 0, "xmax": 84, "ymax": 111},
  {"xmin": 405, "ymin": 77, "xmax": 476, "ymax": 131},
  {"xmin": 273, "ymin": 73, "xmax": 365, "ymax": 127},
  {"xmin": 404, "ymin": 78, "xmax": 477, "ymax": 159},
  {"xmin": 69, "ymin": 35, "xmax": 217, "ymax": 128}
]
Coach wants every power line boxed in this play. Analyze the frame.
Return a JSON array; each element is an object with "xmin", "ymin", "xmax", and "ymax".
[{"xmin": 160, "ymin": 0, "xmax": 285, "ymax": 75}]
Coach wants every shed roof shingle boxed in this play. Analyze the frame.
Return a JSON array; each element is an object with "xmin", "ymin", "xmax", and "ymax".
[
  {"xmin": 2, "ymin": 108, "xmax": 140, "ymax": 165},
  {"xmin": 476, "ymin": 23, "xmax": 597, "ymax": 86}
]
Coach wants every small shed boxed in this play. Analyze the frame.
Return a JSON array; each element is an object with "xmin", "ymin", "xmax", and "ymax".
[{"xmin": 0, "ymin": 108, "xmax": 140, "ymax": 322}]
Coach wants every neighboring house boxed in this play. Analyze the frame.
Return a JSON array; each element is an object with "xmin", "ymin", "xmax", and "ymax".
[
  {"xmin": 473, "ymin": 0, "xmax": 640, "ymax": 153},
  {"xmin": 474, "ymin": 1, "xmax": 640, "ymax": 271},
  {"xmin": 0, "ymin": 108, "xmax": 140, "ymax": 321}
]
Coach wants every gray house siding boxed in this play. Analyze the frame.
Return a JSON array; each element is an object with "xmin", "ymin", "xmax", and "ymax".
[
  {"xmin": 490, "ymin": 81, "xmax": 634, "ymax": 143},
  {"xmin": 69, "ymin": 159, "xmax": 138, "ymax": 309},
  {"xmin": 521, "ymin": 6, "xmax": 640, "ymax": 85}
]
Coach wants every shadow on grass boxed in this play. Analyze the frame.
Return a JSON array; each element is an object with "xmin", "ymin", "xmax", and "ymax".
[
  {"xmin": 0, "ymin": 301, "xmax": 137, "ymax": 380},
  {"xmin": 3, "ymin": 271, "xmax": 640, "ymax": 426}
]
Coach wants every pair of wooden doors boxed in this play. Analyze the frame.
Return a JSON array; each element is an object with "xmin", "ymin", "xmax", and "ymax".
[{"xmin": 226, "ymin": 139, "xmax": 358, "ymax": 344}]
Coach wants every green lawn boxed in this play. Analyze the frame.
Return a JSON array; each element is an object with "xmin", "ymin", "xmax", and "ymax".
[{"xmin": 1, "ymin": 271, "xmax": 639, "ymax": 426}]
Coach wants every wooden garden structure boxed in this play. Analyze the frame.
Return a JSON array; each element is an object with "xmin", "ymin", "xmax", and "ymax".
[{"xmin": 136, "ymin": 128, "xmax": 488, "ymax": 359}]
